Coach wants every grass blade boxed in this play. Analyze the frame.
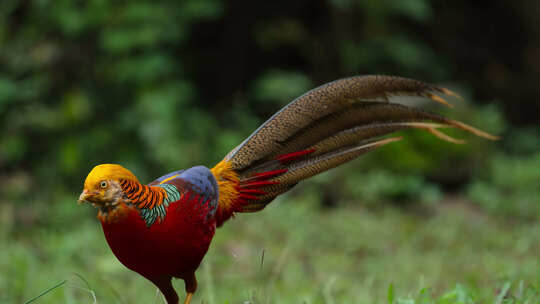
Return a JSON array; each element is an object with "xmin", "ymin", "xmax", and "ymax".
[
  {"xmin": 24, "ymin": 280, "xmax": 67, "ymax": 304},
  {"xmin": 388, "ymin": 283, "xmax": 395, "ymax": 304},
  {"xmin": 495, "ymin": 282, "xmax": 511, "ymax": 304}
]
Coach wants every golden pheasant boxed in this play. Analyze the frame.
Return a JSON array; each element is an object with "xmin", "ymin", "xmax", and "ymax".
[{"xmin": 78, "ymin": 76, "xmax": 496, "ymax": 304}]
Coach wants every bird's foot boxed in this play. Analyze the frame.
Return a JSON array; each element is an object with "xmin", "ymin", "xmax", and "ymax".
[{"xmin": 183, "ymin": 292, "xmax": 193, "ymax": 304}]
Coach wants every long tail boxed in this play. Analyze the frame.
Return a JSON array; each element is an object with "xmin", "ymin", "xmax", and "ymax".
[{"xmin": 210, "ymin": 75, "xmax": 497, "ymax": 226}]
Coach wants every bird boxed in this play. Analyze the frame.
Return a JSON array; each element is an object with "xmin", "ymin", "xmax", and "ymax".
[{"xmin": 78, "ymin": 75, "xmax": 496, "ymax": 304}]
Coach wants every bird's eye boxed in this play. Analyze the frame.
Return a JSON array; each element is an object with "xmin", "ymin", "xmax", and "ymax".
[{"xmin": 100, "ymin": 181, "xmax": 108, "ymax": 189}]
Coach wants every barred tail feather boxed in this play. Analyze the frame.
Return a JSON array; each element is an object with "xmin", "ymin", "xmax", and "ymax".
[{"xmin": 211, "ymin": 75, "xmax": 497, "ymax": 226}]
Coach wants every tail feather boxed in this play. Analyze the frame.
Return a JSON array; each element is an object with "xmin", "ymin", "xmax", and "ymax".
[
  {"xmin": 225, "ymin": 75, "xmax": 464, "ymax": 171},
  {"xmin": 308, "ymin": 122, "xmax": 445, "ymax": 156},
  {"xmin": 211, "ymin": 75, "xmax": 497, "ymax": 226},
  {"xmin": 239, "ymin": 103, "xmax": 494, "ymax": 177},
  {"xmin": 280, "ymin": 137, "xmax": 403, "ymax": 184},
  {"xmin": 253, "ymin": 137, "xmax": 402, "ymax": 202}
]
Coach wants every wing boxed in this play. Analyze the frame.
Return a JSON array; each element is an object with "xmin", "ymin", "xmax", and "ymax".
[
  {"xmin": 158, "ymin": 166, "xmax": 219, "ymax": 216},
  {"xmin": 138, "ymin": 166, "xmax": 219, "ymax": 227}
]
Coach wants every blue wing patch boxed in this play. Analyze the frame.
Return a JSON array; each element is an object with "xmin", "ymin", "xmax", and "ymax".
[
  {"xmin": 178, "ymin": 166, "xmax": 219, "ymax": 216},
  {"xmin": 142, "ymin": 166, "xmax": 219, "ymax": 227},
  {"xmin": 178, "ymin": 166, "xmax": 218, "ymax": 200}
]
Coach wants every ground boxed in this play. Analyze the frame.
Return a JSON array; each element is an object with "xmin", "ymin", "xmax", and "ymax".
[{"xmin": 2, "ymin": 193, "xmax": 539, "ymax": 303}]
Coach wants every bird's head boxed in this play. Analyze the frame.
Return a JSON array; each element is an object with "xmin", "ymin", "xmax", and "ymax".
[{"xmin": 78, "ymin": 164, "xmax": 138, "ymax": 221}]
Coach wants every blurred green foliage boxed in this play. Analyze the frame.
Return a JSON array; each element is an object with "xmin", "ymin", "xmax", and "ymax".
[
  {"xmin": 469, "ymin": 149, "xmax": 540, "ymax": 220},
  {"xmin": 1, "ymin": 0, "xmax": 536, "ymax": 215},
  {"xmin": 1, "ymin": 0, "xmax": 539, "ymax": 302}
]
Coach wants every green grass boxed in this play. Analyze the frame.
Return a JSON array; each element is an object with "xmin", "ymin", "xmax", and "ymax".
[{"xmin": 2, "ymin": 193, "xmax": 539, "ymax": 303}]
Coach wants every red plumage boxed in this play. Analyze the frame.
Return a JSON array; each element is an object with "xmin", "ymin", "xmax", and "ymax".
[{"xmin": 101, "ymin": 190, "xmax": 215, "ymax": 303}]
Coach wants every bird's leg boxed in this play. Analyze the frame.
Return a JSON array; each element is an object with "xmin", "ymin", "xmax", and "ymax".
[
  {"xmin": 150, "ymin": 276, "xmax": 179, "ymax": 304},
  {"xmin": 183, "ymin": 272, "xmax": 197, "ymax": 304}
]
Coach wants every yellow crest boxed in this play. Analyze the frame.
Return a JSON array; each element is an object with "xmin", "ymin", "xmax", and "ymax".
[{"xmin": 84, "ymin": 164, "xmax": 139, "ymax": 189}]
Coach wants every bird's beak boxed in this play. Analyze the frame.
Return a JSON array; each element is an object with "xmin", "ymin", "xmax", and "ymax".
[{"xmin": 78, "ymin": 189, "xmax": 90, "ymax": 204}]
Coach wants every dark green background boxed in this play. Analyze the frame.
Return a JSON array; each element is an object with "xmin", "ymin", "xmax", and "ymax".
[{"xmin": 1, "ymin": 0, "xmax": 540, "ymax": 303}]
